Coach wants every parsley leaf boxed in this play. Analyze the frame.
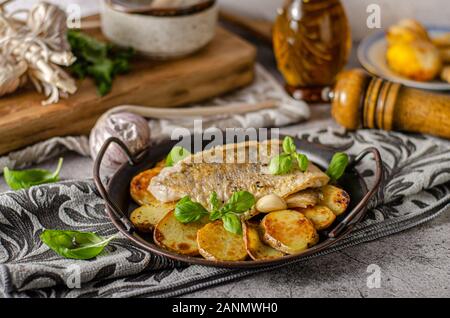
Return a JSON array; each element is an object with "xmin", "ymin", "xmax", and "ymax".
[{"xmin": 67, "ymin": 30, "xmax": 134, "ymax": 96}]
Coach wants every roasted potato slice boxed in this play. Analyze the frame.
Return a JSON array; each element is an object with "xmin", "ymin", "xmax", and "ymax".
[
  {"xmin": 153, "ymin": 210, "xmax": 206, "ymax": 256},
  {"xmin": 432, "ymin": 33, "xmax": 450, "ymax": 48},
  {"xmin": 285, "ymin": 189, "xmax": 319, "ymax": 209},
  {"xmin": 386, "ymin": 41, "xmax": 442, "ymax": 82},
  {"xmin": 441, "ymin": 66, "xmax": 450, "ymax": 83},
  {"xmin": 130, "ymin": 160, "xmax": 165, "ymax": 205},
  {"xmin": 318, "ymin": 185, "xmax": 350, "ymax": 216},
  {"xmin": 197, "ymin": 221, "xmax": 248, "ymax": 261},
  {"xmin": 243, "ymin": 222, "xmax": 284, "ymax": 261},
  {"xmin": 433, "ymin": 33, "xmax": 450, "ymax": 48},
  {"xmin": 386, "ymin": 19, "xmax": 430, "ymax": 45},
  {"xmin": 261, "ymin": 210, "xmax": 319, "ymax": 255},
  {"xmin": 130, "ymin": 201, "xmax": 175, "ymax": 233},
  {"xmin": 440, "ymin": 48, "xmax": 450, "ymax": 64},
  {"xmin": 298, "ymin": 205, "xmax": 336, "ymax": 231}
]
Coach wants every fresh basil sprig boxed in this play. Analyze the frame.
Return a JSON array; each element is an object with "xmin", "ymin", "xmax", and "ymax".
[
  {"xmin": 3, "ymin": 158, "xmax": 64, "ymax": 190},
  {"xmin": 269, "ymin": 153, "xmax": 293, "ymax": 175},
  {"xmin": 222, "ymin": 213, "xmax": 242, "ymax": 235},
  {"xmin": 174, "ymin": 191, "xmax": 255, "ymax": 235},
  {"xmin": 175, "ymin": 196, "xmax": 209, "ymax": 223},
  {"xmin": 220, "ymin": 191, "xmax": 256, "ymax": 215},
  {"xmin": 40, "ymin": 229, "xmax": 116, "ymax": 260},
  {"xmin": 211, "ymin": 190, "xmax": 255, "ymax": 235},
  {"xmin": 294, "ymin": 153, "xmax": 309, "ymax": 172},
  {"xmin": 166, "ymin": 146, "xmax": 191, "ymax": 167},
  {"xmin": 269, "ymin": 136, "xmax": 309, "ymax": 175},
  {"xmin": 209, "ymin": 191, "xmax": 221, "ymax": 212},
  {"xmin": 326, "ymin": 152, "xmax": 349, "ymax": 182}
]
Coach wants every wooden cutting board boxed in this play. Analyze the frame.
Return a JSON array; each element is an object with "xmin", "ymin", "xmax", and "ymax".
[{"xmin": 0, "ymin": 27, "xmax": 256, "ymax": 155}]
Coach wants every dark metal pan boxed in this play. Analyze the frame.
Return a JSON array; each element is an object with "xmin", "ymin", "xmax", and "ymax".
[{"xmin": 94, "ymin": 134, "xmax": 382, "ymax": 269}]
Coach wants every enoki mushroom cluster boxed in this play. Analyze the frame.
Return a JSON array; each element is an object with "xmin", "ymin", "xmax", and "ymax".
[{"xmin": 0, "ymin": 1, "xmax": 76, "ymax": 105}]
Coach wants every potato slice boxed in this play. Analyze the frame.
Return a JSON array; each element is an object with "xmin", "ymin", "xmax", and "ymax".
[
  {"xmin": 197, "ymin": 221, "xmax": 248, "ymax": 261},
  {"xmin": 318, "ymin": 185, "xmax": 350, "ymax": 216},
  {"xmin": 153, "ymin": 210, "xmax": 205, "ymax": 256},
  {"xmin": 130, "ymin": 201, "xmax": 175, "ymax": 233},
  {"xmin": 243, "ymin": 222, "xmax": 284, "ymax": 261},
  {"xmin": 441, "ymin": 66, "xmax": 450, "ymax": 84},
  {"xmin": 130, "ymin": 160, "xmax": 165, "ymax": 205},
  {"xmin": 285, "ymin": 189, "xmax": 319, "ymax": 209},
  {"xmin": 261, "ymin": 210, "xmax": 319, "ymax": 255},
  {"xmin": 298, "ymin": 205, "xmax": 336, "ymax": 231}
]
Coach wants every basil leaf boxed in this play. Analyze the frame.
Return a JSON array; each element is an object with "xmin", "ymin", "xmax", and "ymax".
[
  {"xmin": 269, "ymin": 153, "xmax": 293, "ymax": 175},
  {"xmin": 326, "ymin": 152, "xmax": 349, "ymax": 182},
  {"xmin": 282, "ymin": 136, "xmax": 296, "ymax": 154},
  {"xmin": 40, "ymin": 229, "xmax": 115, "ymax": 260},
  {"xmin": 166, "ymin": 146, "xmax": 191, "ymax": 167},
  {"xmin": 221, "ymin": 191, "xmax": 255, "ymax": 214},
  {"xmin": 209, "ymin": 209, "xmax": 223, "ymax": 221},
  {"xmin": 295, "ymin": 153, "xmax": 309, "ymax": 172},
  {"xmin": 222, "ymin": 213, "xmax": 242, "ymax": 235},
  {"xmin": 209, "ymin": 192, "xmax": 221, "ymax": 212},
  {"xmin": 3, "ymin": 158, "xmax": 64, "ymax": 190},
  {"xmin": 175, "ymin": 196, "xmax": 208, "ymax": 223}
]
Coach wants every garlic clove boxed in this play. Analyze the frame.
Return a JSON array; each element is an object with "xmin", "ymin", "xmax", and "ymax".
[{"xmin": 256, "ymin": 194, "xmax": 287, "ymax": 213}]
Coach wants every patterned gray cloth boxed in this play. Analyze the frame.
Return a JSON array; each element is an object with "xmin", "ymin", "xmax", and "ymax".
[{"xmin": 0, "ymin": 128, "xmax": 449, "ymax": 298}]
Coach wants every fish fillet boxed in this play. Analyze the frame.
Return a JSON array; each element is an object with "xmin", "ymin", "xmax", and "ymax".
[{"xmin": 149, "ymin": 140, "xmax": 330, "ymax": 206}]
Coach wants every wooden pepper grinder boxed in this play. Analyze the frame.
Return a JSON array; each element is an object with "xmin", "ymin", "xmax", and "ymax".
[{"xmin": 331, "ymin": 69, "xmax": 450, "ymax": 139}]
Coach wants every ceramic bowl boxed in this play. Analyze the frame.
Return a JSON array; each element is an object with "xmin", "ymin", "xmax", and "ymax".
[{"xmin": 100, "ymin": 0, "xmax": 218, "ymax": 58}]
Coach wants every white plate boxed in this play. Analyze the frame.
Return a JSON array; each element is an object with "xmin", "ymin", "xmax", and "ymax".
[{"xmin": 357, "ymin": 26, "xmax": 450, "ymax": 91}]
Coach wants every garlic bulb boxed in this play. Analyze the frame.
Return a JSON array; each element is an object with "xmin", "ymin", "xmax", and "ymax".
[
  {"xmin": 0, "ymin": 59, "xmax": 28, "ymax": 96},
  {"xmin": 27, "ymin": 2, "xmax": 71, "ymax": 52},
  {"xmin": 89, "ymin": 112, "xmax": 151, "ymax": 171},
  {"xmin": 0, "ymin": 1, "xmax": 77, "ymax": 105}
]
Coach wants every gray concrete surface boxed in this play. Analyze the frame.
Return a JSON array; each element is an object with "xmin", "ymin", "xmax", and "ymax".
[{"xmin": 0, "ymin": 29, "xmax": 448, "ymax": 298}]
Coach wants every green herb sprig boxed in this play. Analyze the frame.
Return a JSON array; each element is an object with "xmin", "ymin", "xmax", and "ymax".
[
  {"xmin": 174, "ymin": 196, "xmax": 209, "ymax": 223},
  {"xmin": 326, "ymin": 152, "xmax": 349, "ymax": 182},
  {"xmin": 269, "ymin": 136, "xmax": 309, "ymax": 175},
  {"xmin": 166, "ymin": 146, "xmax": 191, "ymax": 167},
  {"xmin": 175, "ymin": 191, "xmax": 255, "ymax": 235},
  {"xmin": 67, "ymin": 30, "xmax": 134, "ymax": 96},
  {"xmin": 3, "ymin": 158, "xmax": 64, "ymax": 190},
  {"xmin": 40, "ymin": 229, "xmax": 116, "ymax": 260}
]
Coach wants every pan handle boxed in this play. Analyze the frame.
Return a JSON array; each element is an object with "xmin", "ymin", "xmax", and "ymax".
[
  {"xmin": 327, "ymin": 147, "xmax": 383, "ymax": 239},
  {"xmin": 93, "ymin": 137, "xmax": 139, "ymax": 233}
]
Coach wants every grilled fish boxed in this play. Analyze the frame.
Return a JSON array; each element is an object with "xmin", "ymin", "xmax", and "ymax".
[{"xmin": 149, "ymin": 140, "xmax": 330, "ymax": 206}]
